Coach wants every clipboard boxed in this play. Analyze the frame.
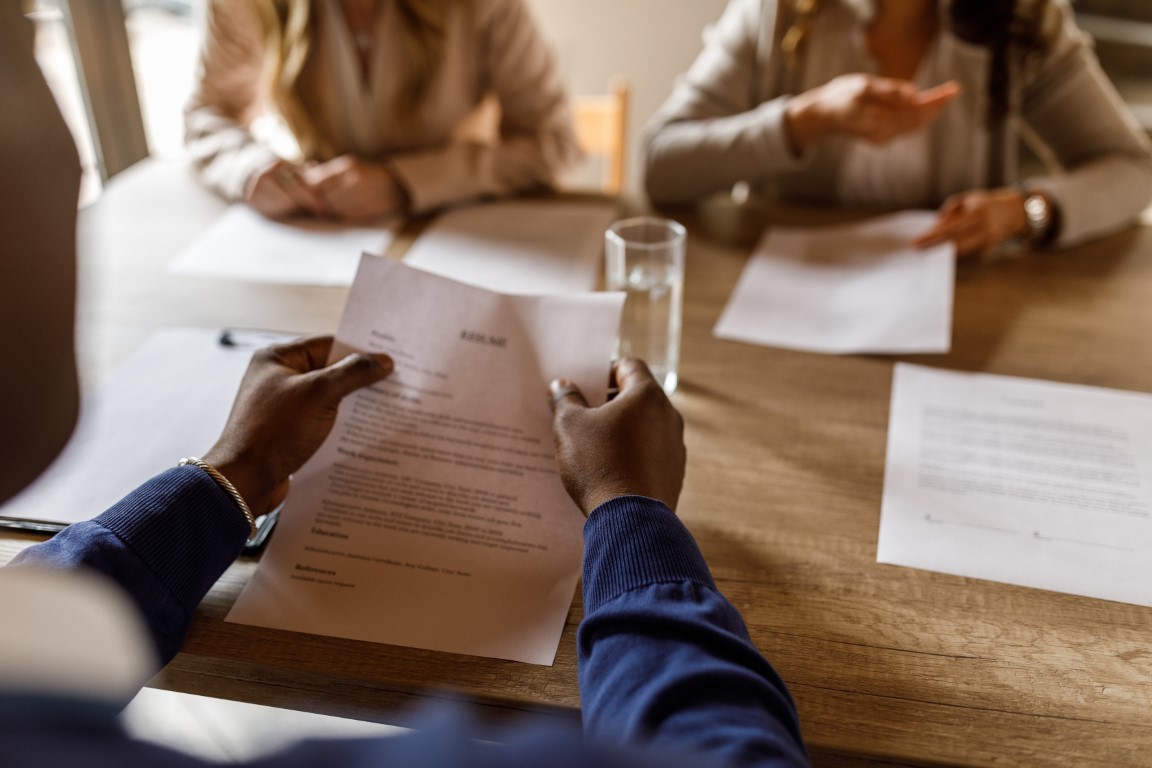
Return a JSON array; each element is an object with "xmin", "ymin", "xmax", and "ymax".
[
  {"xmin": 0, "ymin": 508, "xmax": 280, "ymax": 552},
  {"xmin": 0, "ymin": 328, "xmax": 300, "ymax": 552}
]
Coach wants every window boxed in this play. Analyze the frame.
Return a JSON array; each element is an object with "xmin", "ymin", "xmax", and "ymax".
[{"xmin": 29, "ymin": 0, "xmax": 203, "ymax": 206}]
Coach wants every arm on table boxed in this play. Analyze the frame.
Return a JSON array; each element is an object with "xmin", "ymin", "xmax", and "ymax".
[
  {"xmin": 550, "ymin": 360, "xmax": 809, "ymax": 766},
  {"xmin": 183, "ymin": 0, "xmax": 280, "ymax": 202},
  {"xmin": 8, "ymin": 338, "xmax": 393, "ymax": 665},
  {"xmin": 9, "ymin": 469, "xmax": 249, "ymax": 665},
  {"xmin": 578, "ymin": 497, "xmax": 809, "ymax": 767},
  {"xmin": 1017, "ymin": 2, "xmax": 1152, "ymax": 247}
]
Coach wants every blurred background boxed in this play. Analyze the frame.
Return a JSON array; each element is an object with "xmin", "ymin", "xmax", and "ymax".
[{"xmin": 29, "ymin": 0, "xmax": 1152, "ymax": 206}]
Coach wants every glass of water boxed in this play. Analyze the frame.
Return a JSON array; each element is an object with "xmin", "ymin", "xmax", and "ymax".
[{"xmin": 605, "ymin": 217, "xmax": 686, "ymax": 395}]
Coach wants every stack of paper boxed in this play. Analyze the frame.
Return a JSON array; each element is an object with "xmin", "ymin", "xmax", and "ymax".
[{"xmin": 714, "ymin": 211, "xmax": 955, "ymax": 354}]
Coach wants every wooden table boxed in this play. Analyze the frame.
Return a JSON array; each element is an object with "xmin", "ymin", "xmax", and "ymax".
[{"xmin": 3, "ymin": 159, "xmax": 1152, "ymax": 767}]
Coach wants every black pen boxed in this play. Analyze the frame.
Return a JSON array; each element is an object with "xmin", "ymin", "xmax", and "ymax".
[{"xmin": 218, "ymin": 329, "xmax": 301, "ymax": 349}]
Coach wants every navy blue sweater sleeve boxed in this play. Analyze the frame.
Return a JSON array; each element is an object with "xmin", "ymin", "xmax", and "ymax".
[
  {"xmin": 578, "ymin": 496, "xmax": 810, "ymax": 768},
  {"xmin": 4, "ymin": 489, "xmax": 811, "ymax": 768},
  {"xmin": 9, "ymin": 466, "xmax": 248, "ymax": 664}
]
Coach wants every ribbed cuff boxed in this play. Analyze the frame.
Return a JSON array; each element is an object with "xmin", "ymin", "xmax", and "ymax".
[
  {"xmin": 582, "ymin": 496, "xmax": 715, "ymax": 613},
  {"xmin": 758, "ymin": 97, "xmax": 813, "ymax": 173},
  {"xmin": 93, "ymin": 466, "xmax": 248, "ymax": 616},
  {"xmin": 187, "ymin": 132, "xmax": 280, "ymax": 203}
]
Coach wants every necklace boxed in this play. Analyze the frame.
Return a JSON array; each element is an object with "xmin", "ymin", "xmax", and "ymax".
[{"xmin": 341, "ymin": 0, "xmax": 379, "ymax": 53}]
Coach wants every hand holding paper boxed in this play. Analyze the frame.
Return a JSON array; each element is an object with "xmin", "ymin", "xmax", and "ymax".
[
  {"xmin": 204, "ymin": 336, "xmax": 395, "ymax": 517},
  {"xmin": 228, "ymin": 256, "xmax": 625, "ymax": 664},
  {"xmin": 550, "ymin": 358, "xmax": 686, "ymax": 515}
]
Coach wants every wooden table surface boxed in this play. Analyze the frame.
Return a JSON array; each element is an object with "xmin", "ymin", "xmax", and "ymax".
[{"xmin": 3, "ymin": 160, "xmax": 1152, "ymax": 767}]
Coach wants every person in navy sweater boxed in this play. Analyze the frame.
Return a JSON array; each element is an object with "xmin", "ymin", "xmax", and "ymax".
[{"xmin": 0, "ymin": 5, "xmax": 807, "ymax": 766}]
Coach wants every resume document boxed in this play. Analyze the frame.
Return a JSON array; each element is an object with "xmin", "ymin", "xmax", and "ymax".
[{"xmin": 228, "ymin": 257, "xmax": 624, "ymax": 664}]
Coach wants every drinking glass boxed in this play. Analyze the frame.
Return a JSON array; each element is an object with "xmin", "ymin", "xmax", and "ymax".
[{"xmin": 605, "ymin": 217, "xmax": 686, "ymax": 395}]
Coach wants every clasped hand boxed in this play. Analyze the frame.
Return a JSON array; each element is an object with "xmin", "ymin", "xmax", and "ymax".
[
  {"xmin": 245, "ymin": 156, "xmax": 407, "ymax": 222},
  {"xmin": 205, "ymin": 337, "xmax": 687, "ymax": 522}
]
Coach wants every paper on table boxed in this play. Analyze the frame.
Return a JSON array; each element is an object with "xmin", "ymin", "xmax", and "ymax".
[
  {"xmin": 713, "ymin": 211, "xmax": 955, "ymax": 354},
  {"xmin": 402, "ymin": 200, "xmax": 617, "ymax": 294},
  {"xmin": 227, "ymin": 257, "xmax": 625, "ymax": 664},
  {"xmin": 170, "ymin": 205, "xmax": 397, "ymax": 285},
  {"xmin": 878, "ymin": 363, "xmax": 1152, "ymax": 606},
  {"xmin": 0, "ymin": 327, "xmax": 280, "ymax": 526}
]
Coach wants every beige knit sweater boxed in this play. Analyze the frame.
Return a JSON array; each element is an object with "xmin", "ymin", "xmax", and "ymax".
[{"xmin": 184, "ymin": 0, "xmax": 582, "ymax": 214}]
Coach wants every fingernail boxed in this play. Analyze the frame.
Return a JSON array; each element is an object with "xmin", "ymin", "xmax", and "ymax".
[{"xmin": 373, "ymin": 353, "xmax": 394, "ymax": 373}]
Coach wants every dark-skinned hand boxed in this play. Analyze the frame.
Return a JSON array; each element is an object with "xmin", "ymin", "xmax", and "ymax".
[
  {"xmin": 549, "ymin": 358, "xmax": 686, "ymax": 517},
  {"xmin": 203, "ymin": 335, "xmax": 393, "ymax": 516}
]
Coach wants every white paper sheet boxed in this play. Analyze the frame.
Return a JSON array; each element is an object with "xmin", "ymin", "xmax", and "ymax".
[
  {"xmin": 402, "ymin": 200, "xmax": 617, "ymax": 294},
  {"xmin": 0, "ymin": 327, "xmax": 285, "ymax": 525},
  {"xmin": 878, "ymin": 363, "xmax": 1152, "ymax": 606},
  {"xmin": 713, "ymin": 211, "xmax": 955, "ymax": 354},
  {"xmin": 227, "ymin": 257, "xmax": 625, "ymax": 664},
  {"xmin": 170, "ymin": 205, "xmax": 397, "ymax": 285}
]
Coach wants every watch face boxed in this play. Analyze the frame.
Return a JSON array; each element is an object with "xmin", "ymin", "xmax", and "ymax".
[{"xmin": 1024, "ymin": 194, "xmax": 1050, "ymax": 234}]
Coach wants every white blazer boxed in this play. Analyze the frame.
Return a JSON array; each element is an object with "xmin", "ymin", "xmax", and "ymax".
[{"xmin": 644, "ymin": 0, "xmax": 1152, "ymax": 247}]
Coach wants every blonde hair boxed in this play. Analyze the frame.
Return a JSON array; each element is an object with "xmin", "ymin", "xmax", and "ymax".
[{"xmin": 243, "ymin": 0, "xmax": 451, "ymax": 159}]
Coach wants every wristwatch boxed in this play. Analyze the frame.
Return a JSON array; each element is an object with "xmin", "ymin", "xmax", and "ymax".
[{"xmin": 1022, "ymin": 191, "xmax": 1053, "ymax": 245}]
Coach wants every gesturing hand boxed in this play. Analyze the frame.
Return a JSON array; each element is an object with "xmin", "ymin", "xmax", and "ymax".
[
  {"xmin": 913, "ymin": 187, "xmax": 1033, "ymax": 258},
  {"xmin": 549, "ymin": 358, "xmax": 686, "ymax": 516},
  {"xmin": 203, "ymin": 336, "xmax": 393, "ymax": 516},
  {"xmin": 785, "ymin": 75, "xmax": 960, "ymax": 154}
]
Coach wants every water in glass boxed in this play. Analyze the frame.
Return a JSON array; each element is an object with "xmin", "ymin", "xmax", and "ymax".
[
  {"xmin": 617, "ymin": 260, "xmax": 683, "ymax": 393},
  {"xmin": 605, "ymin": 217, "xmax": 685, "ymax": 395}
]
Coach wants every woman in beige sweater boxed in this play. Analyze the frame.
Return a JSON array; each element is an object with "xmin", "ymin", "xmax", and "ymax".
[
  {"xmin": 644, "ymin": 0, "xmax": 1152, "ymax": 257},
  {"xmin": 185, "ymin": 0, "xmax": 581, "ymax": 221}
]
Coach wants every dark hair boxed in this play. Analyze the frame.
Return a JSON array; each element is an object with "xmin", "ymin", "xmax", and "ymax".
[{"xmin": 949, "ymin": 0, "xmax": 1050, "ymax": 182}]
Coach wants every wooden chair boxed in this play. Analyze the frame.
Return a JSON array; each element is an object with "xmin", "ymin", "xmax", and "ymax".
[
  {"xmin": 451, "ymin": 80, "xmax": 630, "ymax": 195},
  {"xmin": 572, "ymin": 79, "xmax": 630, "ymax": 195}
]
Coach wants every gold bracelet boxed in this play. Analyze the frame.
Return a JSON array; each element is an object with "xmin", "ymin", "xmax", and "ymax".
[{"xmin": 178, "ymin": 457, "xmax": 259, "ymax": 541}]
